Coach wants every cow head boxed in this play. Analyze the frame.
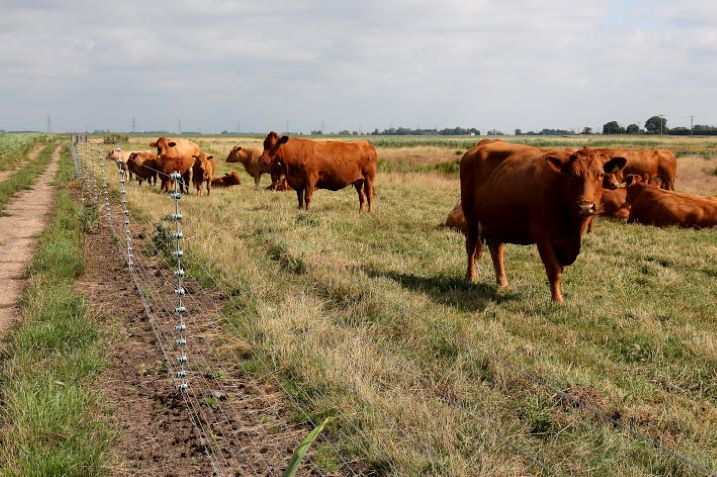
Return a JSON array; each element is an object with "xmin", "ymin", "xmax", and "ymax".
[
  {"xmin": 260, "ymin": 131, "xmax": 289, "ymax": 165},
  {"xmin": 150, "ymin": 137, "xmax": 177, "ymax": 158},
  {"xmin": 545, "ymin": 146, "xmax": 627, "ymax": 218},
  {"xmin": 193, "ymin": 153, "xmax": 213, "ymax": 173},
  {"xmin": 623, "ymin": 174, "xmax": 646, "ymax": 203},
  {"xmin": 226, "ymin": 146, "xmax": 245, "ymax": 163}
]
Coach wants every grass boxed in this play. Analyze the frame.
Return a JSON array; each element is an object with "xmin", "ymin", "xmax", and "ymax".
[
  {"xmin": 111, "ymin": 135, "xmax": 717, "ymax": 476},
  {"xmin": 0, "ymin": 146, "xmax": 113, "ymax": 476},
  {"xmin": 0, "ymin": 141, "xmax": 55, "ymax": 214},
  {"xmin": 0, "ymin": 134, "xmax": 47, "ymax": 171}
]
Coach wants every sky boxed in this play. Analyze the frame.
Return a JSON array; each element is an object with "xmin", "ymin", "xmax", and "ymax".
[{"xmin": 1, "ymin": 0, "xmax": 716, "ymax": 133}]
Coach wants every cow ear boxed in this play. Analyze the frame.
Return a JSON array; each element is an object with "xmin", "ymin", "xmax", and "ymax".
[
  {"xmin": 603, "ymin": 157, "xmax": 627, "ymax": 174},
  {"xmin": 149, "ymin": 142, "xmax": 157, "ymax": 147},
  {"xmin": 207, "ymin": 155, "xmax": 214, "ymax": 160},
  {"xmin": 279, "ymin": 135, "xmax": 289, "ymax": 144},
  {"xmin": 545, "ymin": 154, "xmax": 564, "ymax": 173},
  {"xmin": 168, "ymin": 141, "xmax": 176, "ymax": 147},
  {"xmin": 623, "ymin": 175, "xmax": 639, "ymax": 187}
]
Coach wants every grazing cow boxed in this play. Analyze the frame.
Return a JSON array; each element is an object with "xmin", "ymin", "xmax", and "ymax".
[
  {"xmin": 460, "ymin": 142, "xmax": 627, "ymax": 303},
  {"xmin": 191, "ymin": 153, "xmax": 215, "ymax": 196},
  {"xmin": 211, "ymin": 171, "xmax": 241, "ymax": 188},
  {"xmin": 594, "ymin": 148, "xmax": 677, "ymax": 190},
  {"xmin": 445, "ymin": 201, "xmax": 466, "ymax": 233},
  {"xmin": 260, "ymin": 132, "xmax": 377, "ymax": 212},
  {"xmin": 126, "ymin": 152, "xmax": 159, "ymax": 186},
  {"xmin": 150, "ymin": 137, "xmax": 200, "ymax": 193},
  {"xmin": 107, "ymin": 148, "xmax": 152, "ymax": 181},
  {"xmin": 226, "ymin": 146, "xmax": 273, "ymax": 188},
  {"xmin": 624, "ymin": 176, "xmax": 717, "ymax": 228}
]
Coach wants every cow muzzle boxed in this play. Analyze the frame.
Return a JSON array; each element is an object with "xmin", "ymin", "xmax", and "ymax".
[{"xmin": 575, "ymin": 202, "xmax": 596, "ymax": 216}]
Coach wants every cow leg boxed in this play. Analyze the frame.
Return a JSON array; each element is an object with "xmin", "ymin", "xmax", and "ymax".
[
  {"xmin": 206, "ymin": 179, "xmax": 211, "ymax": 196},
  {"xmin": 364, "ymin": 176, "xmax": 375, "ymax": 212},
  {"xmin": 464, "ymin": 219, "xmax": 482, "ymax": 282},
  {"xmin": 183, "ymin": 171, "xmax": 191, "ymax": 194},
  {"xmin": 296, "ymin": 188, "xmax": 305, "ymax": 209},
  {"xmin": 488, "ymin": 241, "xmax": 508, "ymax": 288},
  {"xmin": 254, "ymin": 175, "xmax": 261, "ymax": 189},
  {"xmin": 586, "ymin": 216, "xmax": 594, "ymax": 234},
  {"xmin": 305, "ymin": 184, "xmax": 316, "ymax": 212},
  {"xmin": 535, "ymin": 238, "xmax": 564, "ymax": 303},
  {"xmin": 354, "ymin": 180, "xmax": 366, "ymax": 213}
]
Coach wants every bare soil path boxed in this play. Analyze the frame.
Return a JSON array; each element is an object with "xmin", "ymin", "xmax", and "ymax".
[{"xmin": 0, "ymin": 144, "xmax": 58, "ymax": 334}]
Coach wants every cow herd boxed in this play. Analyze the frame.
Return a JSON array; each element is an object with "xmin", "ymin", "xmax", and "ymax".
[
  {"xmin": 107, "ymin": 134, "xmax": 716, "ymax": 304},
  {"xmin": 452, "ymin": 139, "xmax": 716, "ymax": 302}
]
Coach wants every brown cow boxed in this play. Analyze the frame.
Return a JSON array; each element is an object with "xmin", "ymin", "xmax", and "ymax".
[
  {"xmin": 445, "ymin": 201, "xmax": 466, "ymax": 233},
  {"xmin": 594, "ymin": 148, "xmax": 677, "ymax": 190},
  {"xmin": 624, "ymin": 176, "xmax": 717, "ymax": 228},
  {"xmin": 260, "ymin": 132, "xmax": 377, "ymax": 212},
  {"xmin": 150, "ymin": 137, "xmax": 200, "ymax": 193},
  {"xmin": 191, "ymin": 153, "xmax": 215, "ymax": 196},
  {"xmin": 211, "ymin": 171, "xmax": 241, "ymax": 187},
  {"xmin": 107, "ymin": 148, "xmax": 152, "ymax": 181},
  {"xmin": 226, "ymin": 146, "xmax": 272, "ymax": 188},
  {"xmin": 126, "ymin": 152, "xmax": 159, "ymax": 186},
  {"xmin": 460, "ymin": 142, "xmax": 627, "ymax": 303},
  {"xmin": 599, "ymin": 187, "xmax": 630, "ymax": 220}
]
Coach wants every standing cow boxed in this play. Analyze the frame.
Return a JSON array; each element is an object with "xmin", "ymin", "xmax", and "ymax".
[
  {"xmin": 192, "ymin": 153, "xmax": 215, "ymax": 196},
  {"xmin": 460, "ymin": 142, "xmax": 627, "ymax": 303},
  {"xmin": 260, "ymin": 132, "xmax": 377, "ymax": 213},
  {"xmin": 126, "ymin": 152, "xmax": 159, "ymax": 186},
  {"xmin": 150, "ymin": 137, "xmax": 200, "ymax": 193}
]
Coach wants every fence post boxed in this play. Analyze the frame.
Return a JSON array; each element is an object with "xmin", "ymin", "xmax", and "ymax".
[
  {"xmin": 171, "ymin": 170, "xmax": 189, "ymax": 392},
  {"xmin": 115, "ymin": 150, "xmax": 134, "ymax": 268},
  {"xmin": 99, "ymin": 147, "xmax": 112, "ymax": 225}
]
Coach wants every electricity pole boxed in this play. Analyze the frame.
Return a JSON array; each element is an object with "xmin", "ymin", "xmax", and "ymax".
[
  {"xmin": 132, "ymin": 116, "xmax": 136, "ymax": 133},
  {"xmin": 46, "ymin": 115, "xmax": 51, "ymax": 133},
  {"xmin": 690, "ymin": 115, "xmax": 694, "ymax": 136}
]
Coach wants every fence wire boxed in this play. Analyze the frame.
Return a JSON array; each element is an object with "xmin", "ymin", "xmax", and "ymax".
[{"xmin": 71, "ymin": 139, "xmax": 717, "ymax": 477}]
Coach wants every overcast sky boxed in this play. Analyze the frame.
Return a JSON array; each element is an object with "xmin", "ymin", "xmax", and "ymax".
[{"xmin": 1, "ymin": 0, "xmax": 716, "ymax": 133}]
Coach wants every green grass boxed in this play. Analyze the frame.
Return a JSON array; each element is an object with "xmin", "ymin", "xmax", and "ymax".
[
  {"xmin": 0, "ymin": 134, "xmax": 47, "ymax": 171},
  {"xmin": 113, "ymin": 135, "xmax": 717, "ymax": 476},
  {"xmin": 0, "ymin": 146, "xmax": 113, "ymax": 476},
  {"xmin": 0, "ymin": 141, "xmax": 55, "ymax": 214}
]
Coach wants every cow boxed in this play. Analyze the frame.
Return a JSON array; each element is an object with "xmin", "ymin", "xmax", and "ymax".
[
  {"xmin": 107, "ymin": 148, "xmax": 152, "ymax": 181},
  {"xmin": 191, "ymin": 153, "xmax": 215, "ymax": 196},
  {"xmin": 226, "ymin": 146, "xmax": 273, "ymax": 188},
  {"xmin": 624, "ymin": 175, "xmax": 717, "ymax": 228},
  {"xmin": 593, "ymin": 148, "xmax": 677, "ymax": 190},
  {"xmin": 150, "ymin": 137, "xmax": 200, "ymax": 193},
  {"xmin": 260, "ymin": 132, "xmax": 378, "ymax": 213},
  {"xmin": 460, "ymin": 141, "xmax": 627, "ymax": 303},
  {"xmin": 599, "ymin": 187, "xmax": 630, "ymax": 220},
  {"xmin": 445, "ymin": 201, "xmax": 466, "ymax": 233},
  {"xmin": 211, "ymin": 171, "xmax": 241, "ymax": 188},
  {"xmin": 126, "ymin": 152, "xmax": 159, "ymax": 186}
]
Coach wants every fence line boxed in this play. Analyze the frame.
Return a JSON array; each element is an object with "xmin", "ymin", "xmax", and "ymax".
[{"xmin": 71, "ymin": 138, "xmax": 717, "ymax": 477}]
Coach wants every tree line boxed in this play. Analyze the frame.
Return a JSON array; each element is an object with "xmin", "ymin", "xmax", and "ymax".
[{"xmin": 601, "ymin": 116, "xmax": 717, "ymax": 135}]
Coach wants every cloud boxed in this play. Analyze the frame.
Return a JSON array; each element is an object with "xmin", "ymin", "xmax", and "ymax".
[{"xmin": 0, "ymin": 0, "xmax": 715, "ymax": 132}]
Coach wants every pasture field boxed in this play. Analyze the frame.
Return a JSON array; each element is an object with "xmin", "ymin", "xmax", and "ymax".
[
  {"xmin": 0, "ymin": 134, "xmax": 47, "ymax": 171},
  {"xmin": 112, "ymin": 135, "xmax": 717, "ymax": 476}
]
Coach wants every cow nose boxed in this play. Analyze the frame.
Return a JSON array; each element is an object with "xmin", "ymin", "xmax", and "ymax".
[{"xmin": 576, "ymin": 202, "xmax": 596, "ymax": 216}]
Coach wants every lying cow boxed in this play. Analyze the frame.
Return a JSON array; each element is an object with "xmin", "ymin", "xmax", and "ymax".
[
  {"xmin": 460, "ymin": 141, "xmax": 627, "ymax": 303},
  {"xmin": 445, "ymin": 201, "xmax": 466, "ymax": 233},
  {"xmin": 260, "ymin": 132, "xmax": 377, "ymax": 212},
  {"xmin": 594, "ymin": 148, "xmax": 676, "ymax": 190},
  {"xmin": 599, "ymin": 187, "xmax": 630, "ymax": 221},
  {"xmin": 126, "ymin": 152, "xmax": 159, "ymax": 186},
  {"xmin": 150, "ymin": 137, "xmax": 200, "ymax": 193},
  {"xmin": 211, "ymin": 171, "xmax": 241, "ymax": 188},
  {"xmin": 192, "ymin": 153, "xmax": 215, "ymax": 196},
  {"xmin": 625, "ymin": 176, "xmax": 717, "ymax": 228}
]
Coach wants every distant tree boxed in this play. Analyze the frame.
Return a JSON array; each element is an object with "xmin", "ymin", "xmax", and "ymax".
[
  {"xmin": 514, "ymin": 128, "xmax": 522, "ymax": 135},
  {"xmin": 602, "ymin": 121, "xmax": 624, "ymax": 135},
  {"xmin": 487, "ymin": 129, "xmax": 505, "ymax": 136},
  {"xmin": 645, "ymin": 115, "xmax": 667, "ymax": 134},
  {"xmin": 626, "ymin": 123, "xmax": 641, "ymax": 134},
  {"xmin": 581, "ymin": 127, "xmax": 593, "ymax": 135}
]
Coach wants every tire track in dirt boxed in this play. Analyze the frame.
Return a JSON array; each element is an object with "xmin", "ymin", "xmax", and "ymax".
[{"xmin": 0, "ymin": 144, "xmax": 57, "ymax": 334}]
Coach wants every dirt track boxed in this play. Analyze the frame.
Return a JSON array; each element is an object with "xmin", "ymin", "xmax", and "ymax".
[{"xmin": 0, "ymin": 144, "xmax": 58, "ymax": 334}]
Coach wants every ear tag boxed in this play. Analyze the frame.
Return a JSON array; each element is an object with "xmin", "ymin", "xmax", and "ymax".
[{"xmin": 611, "ymin": 165, "xmax": 620, "ymax": 174}]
